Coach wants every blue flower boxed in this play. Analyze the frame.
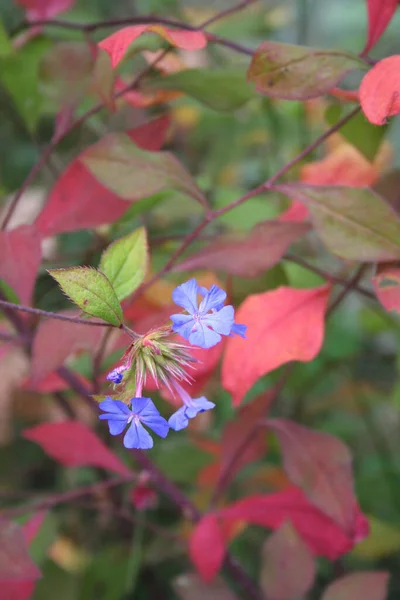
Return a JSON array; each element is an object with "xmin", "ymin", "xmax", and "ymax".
[
  {"xmin": 106, "ymin": 365, "xmax": 127, "ymax": 384},
  {"xmin": 168, "ymin": 380, "xmax": 215, "ymax": 431},
  {"xmin": 99, "ymin": 397, "xmax": 169, "ymax": 449},
  {"xmin": 170, "ymin": 279, "xmax": 247, "ymax": 349}
]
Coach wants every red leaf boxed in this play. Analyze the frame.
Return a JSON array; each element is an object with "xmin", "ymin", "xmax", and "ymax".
[
  {"xmin": 0, "ymin": 514, "xmax": 47, "ymax": 600},
  {"xmin": 16, "ymin": 0, "xmax": 75, "ymax": 21},
  {"xmin": 0, "ymin": 520, "xmax": 41, "ymax": 581},
  {"xmin": 220, "ymin": 486, "xmax": 369, "ymax": 560},
  {"xmin": 260, "ymin": 521, "xmax": 315, "ymax": 600},
  {"xmin": 189, "ymin": 515, "xmax": 225, "ymax": 582},
  {"xmin": 360, "ymin": 56, "xmax": 400, "ymax": 125},
  {"xmin": 23, "ymin": 421, "xmax": 131, "ymax": 477},
  {"xmin": 364, "ymin": 0, "xmax": 398, "ymax": 53},
  {"xmin": 222, "ymin": 286, "xmax": 330, "ymax": 406},
  {"xmin": 373, "ymin": 265, "xmax": 400, "ymax": 313},
  {"xmin": 268, "ymin": 419, "xmax": 357, "ymax": 535},
  {"xmin": 35, "ymin": 117, "xmax": 170, "ymax": 237},
  {"xmin": 322, "ymin": 571, "xmax": 389, "ymax": 600},
  {"xmin": 279, "ymin": 200, "xmax": 309, "ymax": 223},
  {"xmin": 99, "ymin": 25, "xmax": 207, "ymax": 69},
  {"xmin": 175, "ymin": 221, "xmax": 310, "ymax": 278},
  {"xmin": 22, "ymin": 513, "xmax": 47, "ymax": 545},
  {"xmin": 30, "ymin": 314, "xmax": 103, "ymax": 384},
  {"xmin": 0, "ymin": 225, "xmax": 41, "ymax": 305},
  {"xmin": 23, "ymin": 371, "xmax": 92, "ymax": 393}
]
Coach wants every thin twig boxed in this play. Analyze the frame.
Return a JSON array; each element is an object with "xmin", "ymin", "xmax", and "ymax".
[
  {"xmin": 1, "ymin": 476, "xmax": 134, "ymax": 519},
  {"xmin": 0, "ymin": 299, "xmax": 116, "ymax": 328},
  {"xmin": 200, "ymin": 0, "xmax": 259, "ymax": 28},
  {"xmin": 283, "ymin": 254, "xmax": 375, "ymax": 300}
]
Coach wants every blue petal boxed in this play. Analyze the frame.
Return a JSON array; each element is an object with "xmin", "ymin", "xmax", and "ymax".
[
  {"xmin": 189, "ymin": 322, "xmax": 222, "ymax": 349},
  {"xmin": 123, "ymin": 421, "xmax": 153, "ymax": 449},
  {"xmin": 130, "ymin": 397, "xmax": 155, "ymax": 415},
  {"xmin": 107, "ymin": 419, "xmax": 128, "ymax": 436},
  {"xmin": 99, "ymin": 399, "xmax": 132, "ymax": 415},
  {"xmin": 172, "ymin": 279, "xmax": 199, "ymax": 314},
  {"xmin": 143, "ymin": 415, "xmax": 169, "ymax": 438},
  {"xmin": 185, "ymin": 396, "xmax": 216, "ymax": 419},
  {"xmin": 202, "ymin": 305, "xmax": 234, "ymax": 336},
  {"xmin": 99, "ymin": 413, "xmax": 129, "ymax": 422},
  {"xmin": 199, "ymin": 285, "xmax": 227, "ymax": 314},
  {"xmin": 231, "ymin": 323, "xmax": 247, "ymax": 338},
  {"xmin": 170, "ymin": 314, "xmax": 195, "ymax": 340},
  {"xmin": 168, "ymin": 406, "xmax": 189, "ymax": 431},
  {"xmin": 130, "ymin": 398, "xmax": 170, "ymax": 439}
]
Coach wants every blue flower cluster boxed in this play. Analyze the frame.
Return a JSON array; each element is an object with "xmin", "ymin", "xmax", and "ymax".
[{"xmin": 99, "ymin": 279, "xmax": 246, "ymax": 449}]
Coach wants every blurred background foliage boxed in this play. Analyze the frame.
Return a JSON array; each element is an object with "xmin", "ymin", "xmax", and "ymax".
[{"xmin": 2, "ymin": 0, "xmax": 400, "ymax": 599}]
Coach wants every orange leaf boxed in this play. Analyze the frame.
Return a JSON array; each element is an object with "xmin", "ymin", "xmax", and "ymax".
[
  {"xmin": 99, "ymin": 25, "xmax": 207, "ymax": 69},
  {"xmin": 301, "ymin": 143, "xmax": 379, "ymax": 187},
  {"xmin": 222, "ymin": 286, "xmax": 330, "ymax": 405},
  {"xmin": 373, "ymin": 265, "xmax": 400, "ymax": 313},
  {"xmin": 360, "ymin": 55, "xmax": 400, "ymax": 125}
]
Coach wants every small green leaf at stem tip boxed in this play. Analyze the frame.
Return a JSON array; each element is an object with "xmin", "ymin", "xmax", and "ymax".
[
  {"xmin": 99, "ymin": 227, "xmax": 148, "ymax": 302},
  {"xmin": 48, "ymin": 267, "xmax": 123, "ymax": 327}
]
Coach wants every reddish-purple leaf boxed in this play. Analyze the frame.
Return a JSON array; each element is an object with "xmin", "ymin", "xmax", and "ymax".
[
  {"xmin": 322, "ymin": 571, "xmax": 389, "ymax": 600},
  {"xmin": 30, "ymin": 314, "xmax": 103, "ymax": 383},
  {"xmin": 0, "ymin": 225, "xmax": 41, "ymax": 305},
  {"xmin": 373, "ymin": 265, "xmax": 400, "ymax": 313},
  {"xmin": 220, "ymin": 486, "xmax": 369, "ymax": 560},
  {"xmin": 189, "ymin": 514, "xmax": 225, "ymax": 582},
  {"xmin": 276, "ymin": 183, "xmax": 400, "ymax": 262},
  {"xmin": 0, "ymin": 520, "xmax": 41, "ymax": 581},
  {"xmin": 99, "ymin": 25, "xmax": 207, "ymax": 69},
  {"xmin": 35, "ymin": 117, "xmax": 170, "ymax": 237},
  {"xmin": 16, "ymin": 0, "xmax": 75, "ymax": 21},
  {"xmin": 247, "ymin": 41, "xmax": 364, "ymax": 100},
  {"xmin": 364, "ymin": 0, "xmax": 398, "ymax": 53},
  {"xmin": 260, "ymin": 521, "xmax": 315, "ymax": 600},
  {"xmin": 268, "ymin": 419, "xmax": 357, "ymax": 535},
  {"xmin": 219, "ymin": 394, "xmax": 271, "ymax": 489},
  {"xmin": 360, "ymin": 56, "xmax": 400, "ymax": 126},
  {"xmin": 175, "ymin": 221, "xmax": 309, "ymax": 278},
  {"xmin": 23, "ymin": 421, "xmax": 131, "ymax": 477},
  {"xmin": 222, "ymin": 286, "xmax": 330, "ymax": 405}
]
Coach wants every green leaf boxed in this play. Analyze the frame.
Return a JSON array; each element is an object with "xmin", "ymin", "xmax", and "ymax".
[
  {"xmin": 81, "ymin": 132, "xmax": 206, "ymax": 206},
  {"xmin": 0, "ymin": 38, "xmax": 50, "ymax": 131},
  {"xmin": 248, "ymin": 41, "xmax": 366, "ymax": 100},
  {"xmin": 0, "ymin": 279, "xmax": 20, "ymax": 304},
  {"xmin": 99, "ymin": 227, "xmax": 148, "ymax": 302},
  {"xmin": 325, "ymin": 104, "xmax": 387, "ymax": 161},
  {"xmin": 48, "ymin": 267, "xmax": 123, "ymax": 326},
  {"xmin": 276, "ymin": 183, "xmax": 400, "ymax": 262},
  {"xmin": 0, "ymin": 20, "xmax": 13, "ymax": 57},
  {"xmin": 147, "ymin": 68, "xmax": 254, "ymax": 112}
]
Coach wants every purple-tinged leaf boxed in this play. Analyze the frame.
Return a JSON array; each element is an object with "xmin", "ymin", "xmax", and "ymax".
[
  {"xmin": 268, "ymin": 419, "xmax": 357, "ymax": 535},
  {"xmin": 276, "ymin": 183, "xmax": 400, "ymax": 262},
  {"xmin": 175, "ymin": 220, "xmax": 309, "ymax": 277},
  {"xmin": 322, "ymin": 571, "xmax": 389, "ymax": 600},
  {"xmin": 260, "ymin": 522, "xmax": 315, "ymax": 600},
  {"xmin": 248, "ymin": 42, "xmax": 365, "ymax": 100}
]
